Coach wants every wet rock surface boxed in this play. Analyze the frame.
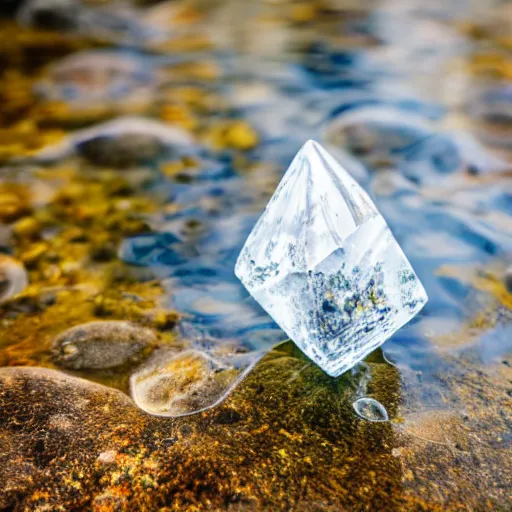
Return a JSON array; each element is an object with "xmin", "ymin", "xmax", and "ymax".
[
  {"xmin": 77, "ymin": 134, "xmax": 166, "ymax": 168},
  {"xmin": 52, "ymin": 320, "xmax": 156, "ymax": 370},
  {"xmin": 130, "ymin": 348, "xmax": 251, "ymax": 416},
  {"xmin": 1, "ymin": 348, "xmax": 511, "ymax": 511}
]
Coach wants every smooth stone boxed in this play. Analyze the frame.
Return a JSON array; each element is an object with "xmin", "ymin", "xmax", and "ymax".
[
  {"xmin": 0, "ymin": 255, "xmax": 28, "ymax": 303},
  {"xmin": 352, "ymin": 397, "xmax": 389, "ymax": 422},
  {"xmin": 130, "ymin": 348, "xmax": 245, "ymax": 417},
  {"xmin": 77, "ymin": 133, "xmax": 166, "ymax": 168},
  {"xmin": 35, "ymin": 117, "xmax": 193, "ymax": 165},
  {"xmin": 52, "ymin": 320, "xmax": 155, "ymax": 370}
]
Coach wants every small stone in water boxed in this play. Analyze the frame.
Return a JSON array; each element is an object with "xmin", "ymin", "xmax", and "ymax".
[
  {"xmin": 52, "ymin": 321, "xmax": 155, "ymax": 370},
  {"xmin": 352, "ymin": 398, "xmax": 388, "ymax": 422},
  {"xmin": 78, "ymin": 133, "xmax": 166, "ymax": 168},
  {"xmin": 130, "ymin": 349, "xmax": 244, "ymax": 417},
  {"xmin": 235, "ymin": 140, "xmax": 428, "ymax": 377},
  {"xmin": 36, "ymin": 117, "xmax": 193, "ymax": 164}
]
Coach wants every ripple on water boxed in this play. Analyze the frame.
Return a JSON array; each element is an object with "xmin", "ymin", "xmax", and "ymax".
[{"xmin": 35, "ymin": 116, "xmax": 193, "ymax": 165}]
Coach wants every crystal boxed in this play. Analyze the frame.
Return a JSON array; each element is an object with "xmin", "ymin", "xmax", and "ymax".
[{"xmin": 235, "ymin": 140, "xmax": 428, "ymax": 377}]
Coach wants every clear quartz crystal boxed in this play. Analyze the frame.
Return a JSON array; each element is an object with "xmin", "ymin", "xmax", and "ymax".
[{"xmin": 235, "ymin": 140, "xmax": 428, "ymax": 377}]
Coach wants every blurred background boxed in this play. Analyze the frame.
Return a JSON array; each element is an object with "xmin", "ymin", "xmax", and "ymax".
[{"xmin": 0, "ymin": 0, "xmax": 510, "ymax": 510}]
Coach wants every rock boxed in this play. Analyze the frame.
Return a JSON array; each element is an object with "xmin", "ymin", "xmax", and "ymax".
[
  {"xmin": 38, "ymin": 50, "xmax": 155, "ymax": 108},
  {"xmin": 12, "ymin": 216, "xmax": 42, "ymax": 239},
  {"xmin": 52, "ymin": 320, "xmax": 155, "ymax": 370},
  {"xmin": 0, "ymin": 351, "xmax": 508, "ymax": 510},
  {"xmin": 0, "ymin": 254, "xmax": 28, "ymax": 303},
  {"xmin": 130, "ymin": 348, "xmax": 246, "ymax": 417},
  {"xmin": 0, "ymin": 428, "xmax": 43, "ymax": 509},
  {"xmin": 36, "ymin": 117, "xmax": 193, "ymax": 167},
  {"xmin": 18, "ymin": 0, "xmax": 81, "ymax": 31},
  {"xmin": 0, "ymin": 367, "xmax": 141, "ymax": 510},
  {"xmin": 77, "ymin": 133, "xmax": 166, "ymax": 168}
]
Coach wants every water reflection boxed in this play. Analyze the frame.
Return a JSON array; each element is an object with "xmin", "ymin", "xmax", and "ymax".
[{"xmin": 0, "ymin": 0, "xmax": 510, "ymax": 434}]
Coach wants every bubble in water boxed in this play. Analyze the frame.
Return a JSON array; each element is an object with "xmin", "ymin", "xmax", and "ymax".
[{"xmin": 352, "ymin": 397, "xmax": 389, "ymax": 422}]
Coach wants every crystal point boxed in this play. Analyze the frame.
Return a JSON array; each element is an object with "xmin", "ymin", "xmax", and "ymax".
[{"xmin": 235, "ymin": 140, "xmax": 428, "ymax": 377}]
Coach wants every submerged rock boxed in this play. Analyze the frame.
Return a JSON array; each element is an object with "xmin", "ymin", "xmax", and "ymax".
[
  {"xmin": 18, "ymin": 0, "xmax": 155, "ymax": 43},
  {"xmin": 35, "ymin": 116, "xmax": 193, "ymax": 167},
  {"xmin": 52, "ymin": 320, "xmax": 155, "ymax": 370},
  {"xmin": 0, "ymin": 347, "xmax": 509, "ymax": 510},
  {"xmin": 78, "ymin": 132, "xmax": 167, "ymax": 168},
  {"xmin": 130, "ymin": 348, "xmax": 250, "ymax": 417},
  {"xmin": 0, "ymin": 184, "xmax": 31, "ymax": 223},
  {"xmin": 0, "ymin": 255, "xmax": 28, "ymax": 302}
]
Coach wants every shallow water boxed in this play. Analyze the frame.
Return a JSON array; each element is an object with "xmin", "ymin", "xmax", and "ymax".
[{"xmin": 0, "ymin": 0, "xmax": 511, "ymax": 509}]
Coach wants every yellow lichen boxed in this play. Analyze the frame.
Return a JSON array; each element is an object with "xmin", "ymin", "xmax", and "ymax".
[{"xmin": 207, "ymin": 121, "xmax": 259, "ymax": 151}]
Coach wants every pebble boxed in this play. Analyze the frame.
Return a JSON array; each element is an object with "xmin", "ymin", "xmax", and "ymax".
[
  {"xmin": 96, "ymin": 450, "xmax": 117, "ymax": 466},
  {"xmin": 0, "ymin": 184, "xmax": 31, "ymax": 223},
  {"xmin": 52, "ymin": 320, "xmax": 156, "ymax": 370},
  {"xmin": 130, "ymin": 349, "xmax": 239, "ymax": 417},
  {"xmin": 12, "ymin": 216, "xmax": 42, "ymax": 239},
  {"xmin": 39, "ymin": 50, "xmax": 154, "ymax": 106},
  {"xmin": 36, "ymin": 117, "xmax": 193, "ymax": 166},
  {"xmin": 78, "ymin": 133, "xmax": 166, "ymax": 168}
]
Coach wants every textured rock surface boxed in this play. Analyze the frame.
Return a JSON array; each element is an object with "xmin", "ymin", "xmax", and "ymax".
[
  {"xmin": 130, "ymin": 348, "xmax": 253, "ymax": 417},
  {"xmin": 0, "ymin": 346, "xmax": 510, "ymax": 511},
  {"xmin": 52, "ymin": 320, "xmax": 156, "ymax": 370}
]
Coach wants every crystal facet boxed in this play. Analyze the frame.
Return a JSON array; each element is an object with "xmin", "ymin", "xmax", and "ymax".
[{"xmin": 235, "ymin": 140, "xmax": 428, "ymax": 377}]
